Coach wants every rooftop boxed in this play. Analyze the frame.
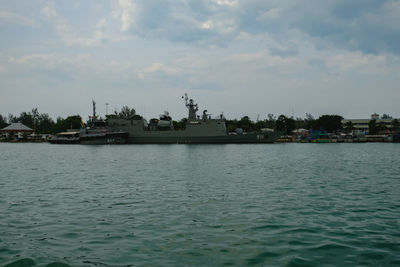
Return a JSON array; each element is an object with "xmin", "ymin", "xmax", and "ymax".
[{"xmin": 0, "ymin": 122, "xmax": 34, "ymax": 132}]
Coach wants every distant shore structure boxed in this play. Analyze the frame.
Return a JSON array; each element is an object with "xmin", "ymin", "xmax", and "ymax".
[
  {"xmin": 0, "ymin": 122, "xmax": 34, "ymax": 140},
  {"xmin": 0, "ymin": 122, "xmax": 33, "ymax": 134},
  {"xmin": 342, "ymin": 113, "xmax": 395, "ymax": 135}
]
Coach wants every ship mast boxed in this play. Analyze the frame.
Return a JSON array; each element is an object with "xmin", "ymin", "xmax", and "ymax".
[
  {"xmin": 183, "ymin": 93, "xmax": 198, "ymax": 120},
  {"xmin": 92, "ymin": 100, "xmax": 97, "ymax": 120}
]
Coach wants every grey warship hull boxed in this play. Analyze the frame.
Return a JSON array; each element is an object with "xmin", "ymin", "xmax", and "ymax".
[
  {"xmin": 80, "ymin": 131, "xmax": 129, "ymax": 145},
  {"xmin": 127, "ymin": 132, "xmax": 280, "ymax": 144}
]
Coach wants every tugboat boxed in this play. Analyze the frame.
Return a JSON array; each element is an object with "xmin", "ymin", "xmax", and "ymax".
[
  {"xmin": 106, "ymin": 94, "xmax": 281, "ymax": 144},
  {"xmin": 80, "ymin": 100, "xmax": 128, "ymax": 145}
]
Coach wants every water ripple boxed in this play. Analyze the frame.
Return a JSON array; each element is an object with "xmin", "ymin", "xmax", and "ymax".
[{"xmin": 0, "ymin": 143, "xmax": 399, "ymax": 266}]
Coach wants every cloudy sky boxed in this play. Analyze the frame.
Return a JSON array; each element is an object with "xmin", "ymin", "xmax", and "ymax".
[{"xmin": 0, "ymin": 0, "xmax": 399, "ymax": 121}]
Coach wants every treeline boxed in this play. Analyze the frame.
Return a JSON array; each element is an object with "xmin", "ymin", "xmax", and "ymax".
[
  {"xmin": 0, "ymin": 108, "xmax": 82, "ymax": 134},
  {"xmin": 168, "ymin": 113, "xmax": 345, "ymax": 134},
  {"xmin": 1, "ymin": 108, "xmax": 399, "ymax": 135},
  {"xmin": 223, "ymin": 114, "xmax": 344, "ymax": 134},
  {"xmin": 0, "ymin": 105, "xmax": 142, "ymax": 134},
  {"xmin": 367, "ymin": 119, "xmax": 399, "ymax": 135}
]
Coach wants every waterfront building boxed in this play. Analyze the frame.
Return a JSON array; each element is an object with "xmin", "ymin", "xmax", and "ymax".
[
  {"xmin": 342, "ymin": 113, "xmax": 395, "ymax": 135},
  {"xmin": 0, "ymin": 122, "xmax": 34, "ymax": 140}
]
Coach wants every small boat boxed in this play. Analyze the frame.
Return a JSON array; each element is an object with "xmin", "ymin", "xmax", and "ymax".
[{"xmin": 49, "ymin": 131, "xmax": 80, "ymax": 144}]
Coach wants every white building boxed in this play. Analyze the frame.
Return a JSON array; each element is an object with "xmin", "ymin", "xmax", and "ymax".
[{"xmin": 342, "ymin": 113, "xmax": 395, "ymax": 135}]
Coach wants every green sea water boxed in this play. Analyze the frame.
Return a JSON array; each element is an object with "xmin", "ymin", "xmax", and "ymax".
[{"xmin": 0, "ymin": 143, "xmax": 399, "ymax": 266}]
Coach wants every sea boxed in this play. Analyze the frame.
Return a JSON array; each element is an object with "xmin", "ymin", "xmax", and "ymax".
[{"xmin": 0, "ymin": 143, "xmax": 399, "ymax": 266}]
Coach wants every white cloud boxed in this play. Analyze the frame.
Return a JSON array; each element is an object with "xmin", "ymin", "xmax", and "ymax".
[
  {"xmin": 213, "ymin": 0, "xmax": 238, "ymax": 8},
  {"xmin": 96, "ymin": 18, "xmax": 106, "ymax": 29},
  {"xmin": 257, "ymin": 8, "xmax": 280, "ymax": 21},
  {"xmin": 137, "ymin": 62, "xmax": 179, "ymax": 79},
  {"xmin": 119, "ymin": 0, "xmax": 136, "ymax": 32},
  {"xmin": 8, "ymin": 54, "xmax": 91, "ymax": 69},
  {"xmin": 201, "ymin": 20, "xmax": 213, "ymax": 30},
  {"xmin": 229, "ymin": 50, "xmax": 296, "ymax": 66},
  {"xmin": 39, "ymin": 2, "xmax": 125, "ymax": 47},
  {"xmin": 40, "ymin": 3, "xmax": 57, "ymax": 18},
  {"xmin": 0, "ymin": 11, "xmax": 36, "ymax": 27},
  {"xmin": 200, "ymin": 18, "xmax": 235, "ymax": 34},
  {"xmin": 325, "ymin": 51, "xmax": 389, "ymax": 73}
]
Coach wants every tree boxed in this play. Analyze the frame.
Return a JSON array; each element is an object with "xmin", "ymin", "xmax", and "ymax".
[
  {"xmin": 225, "ymin": 119, "xmax": 238, "ymax": 132},
  {"xmin": 266, "ymin": 113, "xmax": 276, "ymax": 129},
  {"xmin": 368, "ymin": 119, "xmax": 378, "ymax": 135},
  {"xmin": 381, "ymin": 114, "xmax": 393, "ymax": 119},
  {"xmin": 36, "ymin": 113, "xmax": 55, "ymax": 134},
  {"xmin": 344, "ymin": 121, "xmax": 354, "ymax": 133},
  {"xmin": 0, "ymin": 114, "xmax": 8, "ymax": 129},
  {"xmin": 51, "ymin": 115, "xmax": 82, "ymax": 134},
  {"xmin": 15, "ymin": 108, "xmax": 45, "ymax": 131},
  {"xmin": 275, "ymin": 115, "xmax": 295, "ymax": 135},
  {"xmin": 304, "ymin": 113, "xmax": 316, "ymax": 129},
  {"xmin": 4, "ymin": 108, "xmax": 55, "ymax": 133},
  {"xmin": 254, "ymin": 120, "xmax": 267, "ymax": 131},
  {"xmin": 378, "ymin": 121, "xmax": 386, "ymax": 133},
  {"xmin": 275, "ymin": 115, "xmax": 286, "ymax": 132},
  {"xmin": 315, "ymin": 115, "xmax": 343, "ymax": 133},
  {"xmin": 119, "ymin": 106, "xmax": 136, "ymax": 118},
  {"xmin": 173, "ymin": 118, "xmax": 187, "ymax": 130},
  {"xmin": 17, "ymin": 112, "xmax": 34, "ymax": 128},
  {"xmin": 295, "ymin": 117, "xmax": 306, "ymax": 129},
  {"xmin": 305, "ymin": 113, "xmax": 314, "ymax": 121},
  {"xmin": 392, "ymin": 119, "xmax": 400, "ymax": 132},
  {"xmin": 31, "ymin": 108, "xmax": 39, "ymax": 130},
  {"xmin": 8, "ymin": 114, "xmax": 18, "ymax": 123},
  {"xmin": 237, "ymin": 116, "xmax": 255, "ymax": 132},
  {"xmin": 286, "ymin": 117, "xmax": 296, "ymax": 134}
]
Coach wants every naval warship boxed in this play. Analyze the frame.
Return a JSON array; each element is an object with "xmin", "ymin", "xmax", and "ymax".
[{"xmin": 106, "ymin": 94, "xmax": 280, "ymax": 144}]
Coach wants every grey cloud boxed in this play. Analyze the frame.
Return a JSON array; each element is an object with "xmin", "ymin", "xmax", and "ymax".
[
  {"xmin": 272, "ymin": 0, "xmax": 400, "ymax": 55},
  {"xmin": 307, "ymin": 58, "xmax": 328, "ymax": 72},
  {"xmin": 269, "ymin": 47, "xmax": 298, "ymax": 57},
  {"xmin": 122, "ymin": 0, "xmax": 238, "ymax": 45},
  {"xmin": 120, "ymin": 0, "xmax": 399, "ymax": 55}
]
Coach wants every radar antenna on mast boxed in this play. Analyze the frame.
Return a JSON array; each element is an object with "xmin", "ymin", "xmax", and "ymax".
[
  {"xmin": 182, "ymin": 93, "xmax": 199, "ymax": 120},
  {"xmin": 182, "ymin": 93, "xmax": 189, "ymax": 106}
]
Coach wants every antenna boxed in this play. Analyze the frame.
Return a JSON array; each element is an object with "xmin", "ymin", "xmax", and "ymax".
[
  {"xmin": 106, "ymin": 103, "xmax": 109, "ymax": 116},
  {"xmin": 182, "ymin": 93, "xmax": 189, "ymax": 106},
  {"xmin": 92, "ymin": 99, "xmax": 96, "ymax": 119}
]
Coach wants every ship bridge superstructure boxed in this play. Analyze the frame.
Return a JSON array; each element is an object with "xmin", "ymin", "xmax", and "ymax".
[{"xmin": 183, "ymin": 93, "xmax": 198, "ymax": 121}]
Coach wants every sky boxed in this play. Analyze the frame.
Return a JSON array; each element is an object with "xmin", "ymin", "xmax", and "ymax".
[{"xmin": 0, "ymin": 0, "xmax": 399, "ymax": 121}]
